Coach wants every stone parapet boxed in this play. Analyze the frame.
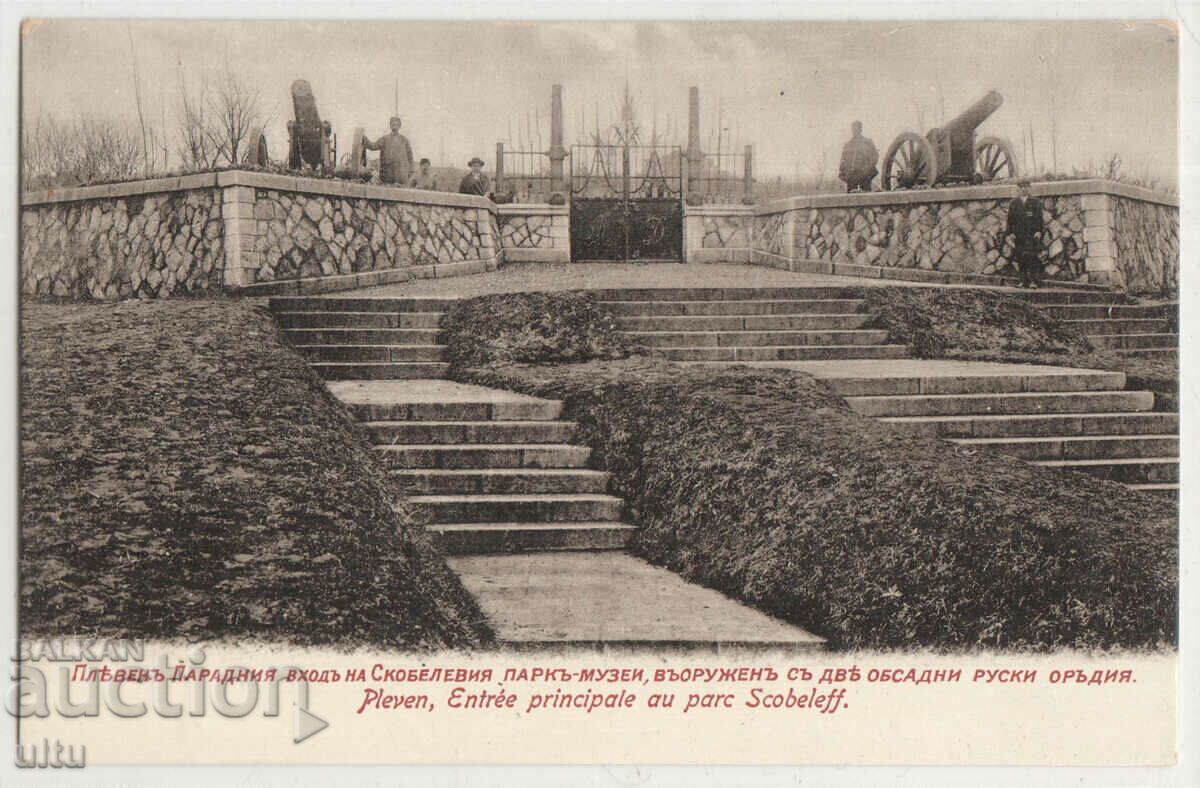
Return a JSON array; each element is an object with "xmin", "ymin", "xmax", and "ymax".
[
  {"xmin": 496, "ymin": 203, "xmax": 570, "ymax": 263},
  {"xmin": 20, "ymin": 170, "xmax": 501, "ymax": 300}
]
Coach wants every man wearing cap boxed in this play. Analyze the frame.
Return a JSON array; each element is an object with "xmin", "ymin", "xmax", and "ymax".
[
  {"xmin": 839, "ymin": 121, "xmax": 878, "ymax": 193},
  {"xmin": 458, "ymin": 157, "xmax": 490, "ymax": 197},
  {"xmin": 363, "ymin": 117, "xmax": 414, "ymax": 185},
  {"xmin": 1005, "ymin": 178, "xmax": 1045, "ymax": 288}
]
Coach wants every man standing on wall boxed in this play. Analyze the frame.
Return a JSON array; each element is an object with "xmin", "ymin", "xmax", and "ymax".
[
  {"xmin": 410, "ymin": 158, "xmax": 438, "ymax": 190},
  {"xmin": 459, "ymin": 157, "xmax": 490, "ymax": 197},
  {"xmin": 363, "ymin": 117, "xmax": 415, "ymax": 185},
  {"xmin": 1006, "ymin": 178, "xmax": 1045, "ymax": 288},
  {"xmin": 838, "ymin": 121, "xmax": 878, "ymax": 193}
]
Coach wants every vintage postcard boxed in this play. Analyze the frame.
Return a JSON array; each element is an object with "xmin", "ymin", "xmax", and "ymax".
[{"xmin": 4, "ymin": 6, "xmax": 1192, "ymax": 782}]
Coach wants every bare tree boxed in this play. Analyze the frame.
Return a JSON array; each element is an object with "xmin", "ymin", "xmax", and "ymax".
[
  {"xmin": 174, "ymin": 60, "xmax": 268, "ymax": 169},
  {"xmin": 22, "ymin": 112, "xmax": 151, "ymax": 187}
]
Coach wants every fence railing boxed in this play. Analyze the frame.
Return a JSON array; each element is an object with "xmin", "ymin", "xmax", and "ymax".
[
  {"xmin": 691, "ymin": 151, "xmax": 750, "ymax": 204},
  {"xmin": 495, "ymin": 146, "xmax": 558, "ymax": 203}
]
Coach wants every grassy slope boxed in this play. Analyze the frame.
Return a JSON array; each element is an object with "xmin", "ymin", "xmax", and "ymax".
[
  {"xmin": 21, "ymin": 299, "xmax": 492, "ymax": 649},
  {"xmin": 457, "ymin": 360, "xmax": 1176, "ymax": 651}
]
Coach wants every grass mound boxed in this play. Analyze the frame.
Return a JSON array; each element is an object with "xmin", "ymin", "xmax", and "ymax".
[
  {"xmin": 860, "ymin": 287, "xmax": 1093, "ymax": 357},
  {"xmin": 440, "ymin": 291, "xmax": 639, "ymax": 366},
  {"xmin": 20, "ymin": 299, "xmax": 492, "ymax": 649},
  {"xmin": 457, "ymin": 359, "xmax": 1176, "ymax": 650}
]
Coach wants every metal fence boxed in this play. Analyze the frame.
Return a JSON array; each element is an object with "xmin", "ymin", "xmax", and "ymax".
[
  {"xmin": 691, "ymin": 151, "xmax": 747, "ymax": 204},
  {"xmin": 570, "ymin": 144, "xmax": 683, "ymax": 199},
  {"xmin": 496, "ymin": 147, "xmax": 557, "ymax": 203}
]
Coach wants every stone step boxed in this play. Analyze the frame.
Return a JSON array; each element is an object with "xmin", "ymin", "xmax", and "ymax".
[
  {"xmin": 344, "ymin": 398, "xmax": 562, "ymax": 423},
  {"xmin": 628, "ymin": 329, "xmax": 890, "ymax": 348},
  {"xmin": 284, "ymin": 328, "xmax": 442, "ymax": 344},
  {"xmin": 1031, "ymin": 457, "xmax": 1179, "ymax": 484},
  {"xmin": 615, "ymin": 313, "xmax": 873, "ymax": 331},
  {"xmin": 879, "ymin": 411, "xmax": 1179, "ymax": 438},
  {"xmin": 273, "ymin": 311, "xmax": 444, "ymax": 329},
  {"xmin": 656, "ymin": 344, "xmax": 909, "ymax": 362},
  {"xmin": 1088, "ymin": 333, "xmax": 1178, "ymax": 350},
  {"xmin": 1041, "ymin": 304, "xmax": 1174, "ymax": 320},
  {"xmin": 391, "ymin": 468, "xmax": 610, "ymax": 495},
  {"xmin": 373, "ymin": 443, "xmax": 591, "ymax": 470},
  {"xmin": 1064, "ymin": 318, "xmax": 1171, "ymax": 335},
  {"xmin": 364, "ymin": 420, "xmax": 576, "ymax": 444},
  {"xmin": 600, "ymin": 299, "xmax": 867, "ymax": 317},
  {"xmin": 824, "ymin": 370, "xmax": 1127, "ymax": 397},
  {"xmin": 1007, "ymin": 290, "xmax": 1132, "ymax": 305},
  {"xmin": 297, "ymin": 344, "xmax": 446, "ymax": 362},
  {"xmin": 1113, "ymin": 347, "xmax": 1177, "ymax": 359},
  {"xmin": 410, "ymin": 493, "xmax": 624, "ymax": 524},
  {"xmin": 949, "ymin": 434, "xmax": 1178, "ymax": 461},
  {"xmin": 1126, "ymin": 483, "xmax": 1179, "ymax": 495},
  {"xmin": 846, "ymin": 390, "xmax": 1155, "ymax": 418},
  {"xmin": 591, "ymin": 287, "xmax": 861, "ymax": 301},
  {"xmin": 312, "ymin": 362, "xmax": 449, "ymax": 380},
  {"xmin": 431, "ymin": 522, "xmax": 635, "ymax": 554},
  {"xmin": 269, "ymin": 296, "xmax": 460, "ymax": 313}
]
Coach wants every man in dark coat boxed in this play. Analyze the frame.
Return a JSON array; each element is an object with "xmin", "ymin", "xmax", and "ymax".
[
  {"xmin": 839, "ymin": 121, "xmax": 878, "ymax": 193},
  {"xmin": 363, "ymin": 117, "xmax": 414, "ymax": 185},
  {"xmin": 1005, "ymin": 178, "xmax": 1045, "ymax": 288},
  {"xmin": 458, "ymin": 157, "xmax": 490, "ymax": 197}
]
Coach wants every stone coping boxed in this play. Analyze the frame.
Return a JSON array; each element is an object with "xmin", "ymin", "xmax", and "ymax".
[
  {"xmin": 684, "ymin": 204, "xmax": 756, "ymax": 217},
  {"xmin": 496, "ymin": 204, "xmax": 569, "ymax": 216},
  {"xmin": 755, "ymin": 179, "xmax": 1178, "ymax": 215},
  {"xmin": 21, "ymin": 169, "xmax": 497, "ymax": 213}
]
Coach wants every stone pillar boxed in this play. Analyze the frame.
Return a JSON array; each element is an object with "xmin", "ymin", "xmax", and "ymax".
[
  {"xmin": 742, "ymin": 145, "xmax": 754, "ymax": 204},
  {"xmin": 685, "ymin": 86, "xmax": 704, "ymax": 205},
  {"xmin": 548, "ymin": 84, "xmax": 568, "ymax": 197},
  {"xmin": 221, "ymin": 185, "xmax": 259, "ymax": 288},
  {"xmin": 495, "ymin": 142, "xmax": 505, "ymax": 196},
  {"xmin": 1081, "ymin": 192, "xmax": 1119, "ymax": 286}
]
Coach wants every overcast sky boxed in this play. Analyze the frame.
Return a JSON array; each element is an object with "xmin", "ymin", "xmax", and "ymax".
[{"xmin": 20, "ymin": 19, "xmax": 1178, "ymax": 184}]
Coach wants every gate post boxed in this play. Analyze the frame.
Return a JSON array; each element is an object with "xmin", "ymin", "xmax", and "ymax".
[
  {"xmin": 742, "ymin": 144, "xmax": 755, "ymax": 204},
  {"xmin": 685, "ymin": 86, "xmax": 704, "ymax": 205},
  {"xmin": 548, "ymin": 84, "xmax": 568, "ymax": 198},
  {"xmin": 495, "ymin": 142, "xmax": 505, "ymax": 197}
]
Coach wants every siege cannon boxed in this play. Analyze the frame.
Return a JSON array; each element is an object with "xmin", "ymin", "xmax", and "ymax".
[
  {"xmin": 882, "ymin": 90, "xmax": 1018, "ymax": 190},
  {"xmin": 287, "ymin": 79, "xmax": 337, "ymax": 172}
]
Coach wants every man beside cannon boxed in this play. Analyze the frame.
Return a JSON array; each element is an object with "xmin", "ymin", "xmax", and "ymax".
[
  {"xmin": 839, "ymin": 121, "xmax": 879, "ymax": 193},
  {"xmin": 1006, "ymin": 178, "xmax": 1045, "ymax": 289},
  {"xmin": 363, "ymin": 117, "xmax": 415, "ymax": 185}
]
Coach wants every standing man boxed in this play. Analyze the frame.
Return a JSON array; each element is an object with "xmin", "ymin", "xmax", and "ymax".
[
  {"xmin": 410, "ymin": 158, "xmax": 438, "ymax": 190},
  {"xmin": 363, "ymin": 117, "xmax": 414, "ymax": 185},
  {"xmin": 458, "ymin": 157, "xmax": 490, "ymax": 197},
  {"xmin": 1005, "ymin": 178, "xmax": 1045, "ymax": 289},
  {"xmin": 839, "ymin": 121, "xmax": 878, "ymax": 193}
]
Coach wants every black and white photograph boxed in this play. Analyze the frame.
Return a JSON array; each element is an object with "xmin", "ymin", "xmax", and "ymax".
[{"xmin": 4, "ymin": 6, "xmax": 1193, "ymax": 779}]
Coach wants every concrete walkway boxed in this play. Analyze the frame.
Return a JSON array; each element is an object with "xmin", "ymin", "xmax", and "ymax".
[{"xmin": 448, "ymin": 551, "xmax": 825, "ymax": 651}]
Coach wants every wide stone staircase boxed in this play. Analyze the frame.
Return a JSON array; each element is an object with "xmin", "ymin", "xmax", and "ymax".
[
  {"xmin": 1020, "ymin": 290, "xmax": 1178, "ymax": 360},
  {"xmin": 813, "ymin": 362, "xmax": 1178, "ymax": 495},
  {"xmin": 271, "ymin": 296, "xmax": 457, "ymax": 379},
  {"xmin": 591, "ymin": 286, "xmax": 907, "ymax": 361}
]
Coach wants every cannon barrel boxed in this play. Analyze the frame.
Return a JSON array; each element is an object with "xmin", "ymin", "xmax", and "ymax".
[{"xmin": 943, "ymin": 90, "xmax": 1004, "ymax": 135}]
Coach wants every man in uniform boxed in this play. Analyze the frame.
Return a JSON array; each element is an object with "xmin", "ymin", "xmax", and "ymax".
[
  {"xmin": 410, "ymin": 158, "xmax": 438, "ymax": 190},
  {"xmin": 363, "ymin": 117, "xmax": 414, "ymax": 185},
  {"xmin": 1005, "ymin": 178, "xmax": 1045, "ymax": 288},
  {"xmin": 458, "ymin": 157, "xmax": 490, "ymax": 197},
  {"xmin": 838, "ymin": 121, "xmax": 879, "ymax": 193}
]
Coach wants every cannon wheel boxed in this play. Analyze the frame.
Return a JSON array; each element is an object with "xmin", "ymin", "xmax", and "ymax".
[
  {"xmin": 348, "ymin": 126, "xmax": 367, "ymax": 177},
  {"xmin": 974, "ymin": 136, "xmax": 1018, "ymax": 182},
  {"xmin": 882, "ymin": 132, "xmax": 938, "ymax": 190},
  {"xmin": 243, "ymin": 126, "xmax": 269, "ymax": 167}
]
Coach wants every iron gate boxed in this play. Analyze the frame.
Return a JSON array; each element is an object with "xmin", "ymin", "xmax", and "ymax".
[{"xmin": 570, "ymin": 144, "xmax": 683, "ymax": 263}]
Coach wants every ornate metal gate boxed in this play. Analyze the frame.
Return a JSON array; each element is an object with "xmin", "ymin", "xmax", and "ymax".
[{"xmin": 570, "ymin": 144, "xmax": 683, "ymax": 263}]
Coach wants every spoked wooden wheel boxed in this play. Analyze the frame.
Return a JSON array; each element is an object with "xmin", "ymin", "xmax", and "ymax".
[
  {"xmin": 882, "ymin": 132, "xmax": 938, "ymax": 190},
  {"xmin": 347, "ymin": 126, "xmax": 367, "ymax": 177},
  {"xmin": 243, "ymin": 126, "xmax": 269, "ymax": 166},
  {"xmin": 974, "ymin": 136, "xmax": 1018, "ymax": 182}
]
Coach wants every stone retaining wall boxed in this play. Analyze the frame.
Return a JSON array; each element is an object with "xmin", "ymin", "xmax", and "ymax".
[
  {"xmin": 747, "ymin": 180, "xmax": 1177, "ymax": 291},
  {"xmin": 496, "ymin": 205, "xmax": 570, "ymax": 263},
  {"xmin": 684, "ymin": 205, "xmax": 754, "ymax": 264},
  {"xmin": 21, "ymin": 171, "xmax": 500, "ymax": 299}
]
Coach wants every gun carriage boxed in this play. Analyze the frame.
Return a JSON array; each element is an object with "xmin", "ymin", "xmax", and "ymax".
[
  {"xmin": 881, "ymin": 90, "xmax": 1018, "ymax": 190},
  {"xmin": 287, "ymin": 79, "xmax": 338, "ymax": 172}
]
